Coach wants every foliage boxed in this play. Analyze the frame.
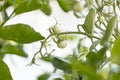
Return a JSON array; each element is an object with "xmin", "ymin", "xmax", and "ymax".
[
  {"xmin": 0, "ymin": 0, "xmax": 120, "ymax": 80},
  {"xmin": 0, "ymin": 59, "xmax": 12, "ymax": 80}
]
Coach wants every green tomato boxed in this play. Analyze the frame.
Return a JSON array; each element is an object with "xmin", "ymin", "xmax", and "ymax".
[
  {"xmin": 57, "ymin": 40, "xmax": 67, "ymax": 48},
  {"xmin": 98, "ymin": 16, "xmax": 105, "ymax": 23},
  {"xmin": 73, "ymin": 3, "xmax": 83, "ymax": 12}
]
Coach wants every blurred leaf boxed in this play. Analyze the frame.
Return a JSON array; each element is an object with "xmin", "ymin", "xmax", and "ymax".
[
  {"xmin": 53, "ymin": 78, "xmax": 63, "ymax": 80},
  {"xmin": 37, "ymin": 73, "xmax": 50, "ymax": 80},
  {"xmin": 111, "ymin": 72, "xmax": 120, "ymax": 80},
  {"xmin": 0, "ymin": 42, "xmax": 27, "ymax": 57},
  {"xmin": 0, "ymin": 59, "xmax": 12, "ymax": 80},
  {"xmin": 72, "ymin": 60, "xmax": 103, "ymax": 80},
  {"xmin": 41, "ymin": 57, "xmax": 52, "ymax": 62},
  {"xmin": 111, "ymin": 36, "xmax": 120, "ymax": 64},
  {"xmin": 0, "ymin": 24, "xmax": 44, "ymax": 43},
  {"xmin": 97, "ymin": 68, "xmax": 109, "ymax": 80},
  {"xmin": 40, "ymin": 0, "xmax": 51, "ymax": 15},
  {"xmin": 6, "ymin": 0, "xmax": 25, "ymax": 5},
  {"xmin": 87, "ymin": 51, "xmax": 98, "ymax": 66},
  {"xmin": 100, "ymin": 15, "xmax": 117, "ymax": 45},
  {"xmin": 0, "ymin": 39, "xmax": 4, "ymax": 49},
  {"xmin": 57, "ymin": 0, "xmax": 74, "ymax": 12},
  {"xmin": 82, "ymin": 8, "xmax": 96, "ymax": 35},
  {"xmin": 64, "ymin": 74, "xmax": 72, "ymax": 80},
  {"xmin": 2, "ymin": 9, "xmax": 9, "ymax": 22},
  {"xmin": 1, "ymin": 1, "xmax": 11, "ymax": 10},
  {"xmin": 87, "ymin": 48, "xmax": 107, "ymax": 69},
  {"xmin": 14, "ymin": 0, "xmax": 52, "ymax": 15},
  {"xmin": 85, "ymin": 0, "xmax": 93, "ymax": 8},
  {"xmin": 52, "ymin": 57, "xmax": 72, "ymax": 73},
  {"xmin": 15, "ymin": 0, "xmax": 42, "ymax": 14}
]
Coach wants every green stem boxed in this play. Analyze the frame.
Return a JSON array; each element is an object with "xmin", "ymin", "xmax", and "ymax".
[
  {"xmin": 57, "ymin": 31, "xmax": 101, "ymax": 40},
  {"xmin": 95, "ymin": 22, "xmax": 105, "ymax": 32},
  {"xmin": 33, "ymin": 30, "xmax": 101, "ymax": 60},
  {"xmin": 0, "ymin": 9, "xmax": 15, "ymax": 28}
]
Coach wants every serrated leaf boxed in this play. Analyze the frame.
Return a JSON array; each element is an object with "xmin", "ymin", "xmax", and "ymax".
[
  {"xmin": 0, "ymin": 24, "xmax": 44, "ymax": 43},
  {"xmin": 57, "ymin": 0, "xmax": 74, "ymax": 12},
  {"xmin": 101, "ymin": 15, "xmax": 117, "ymax": 45},
  {"xmin": 82, "ymin": 8, "xmax": 96, "ymax": 35},
  {"xmin": 111, "ymin": 36, "xmax": 120, "ymax": 64},
  {"xmin": 52, "ymin": 57, "xmax": 72, "ymax": 73},
  {"xmin": 0, "ymin": 59, "xmax": 12, "ymax": 80}
]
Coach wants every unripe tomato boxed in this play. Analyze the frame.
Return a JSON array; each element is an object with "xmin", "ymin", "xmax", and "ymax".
[
  {"xmin": 73, "ymin": 3, "xmax": 83, "ymax": 12},
  {"xmin": 57, "ymin": 40, "xmax": 67, "ymax": 48},
  {"xmin": 98, "ymin": 16, "xmax": 105, "ymax": 23}
]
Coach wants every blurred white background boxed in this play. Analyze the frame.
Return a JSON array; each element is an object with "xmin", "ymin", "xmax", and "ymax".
[
  {"xmin": 3, "ymin": 0, "xmax": 120, "ymax": 80},
  {"xmin": 2, "ymin": 1, "xmax": 85, "ymax": 80}
]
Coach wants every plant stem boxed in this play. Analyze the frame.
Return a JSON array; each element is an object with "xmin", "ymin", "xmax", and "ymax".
[
  {"xmin": 36, "ymin": 31, "xmax": 100, "ymax": 58},
  {"xmin": 0, "ymin": 9, "xmax": 15, "ymax": 27},
  {"xmin": 57, "ymin": 31, "xmax": 101, "ymax": 40}
]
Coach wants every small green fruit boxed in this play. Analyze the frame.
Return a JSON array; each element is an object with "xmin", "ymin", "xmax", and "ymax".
[
  {"xmin": 98, "ymin": 16, "xmax": 105, "ymax": 23},
  {"xmin": 57, "ymin": 40, "xmax": 67, "ymax": 48},
  {"xmin": 73, "ymin": 3, "xmax": 83, "ymax": 12}
]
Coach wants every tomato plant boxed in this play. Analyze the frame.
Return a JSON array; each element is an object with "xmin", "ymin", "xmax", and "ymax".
[{"xmin": 0, "ymin": 0, "xmax": 120, "ymax": 80}]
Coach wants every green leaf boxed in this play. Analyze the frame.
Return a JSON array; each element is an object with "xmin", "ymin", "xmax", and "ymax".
[
  {"xmin": 37, "ymin": 73, "xmax": 50, "ymax": 80},
  {"xmin": 87, "ymin": 48, "xmax": 107, "ymax": 69},
  {"xmin": 100, "ymin": 15, "xmax": 117, "ymax": 45},
  {"xmin": 40, "ymin": 0, "xmax": 51, "ymax": 15},
  {"xmin": 111, "ymin": 36, "xmax": 120, "ymax": 64},
  {"xmin": 6, "ymin": 0, "xmax": 25, "ymax": 5},
  {"xmin": 2, "ymin": 9, "xmax": 9, "ymax": 22},
  {"xmin": 53, "ymin": 78, "xmax": 63, "ymax": 80},
  {"xmin": 15, "ymin": 0, "xmax": 42, "ymax": 14},
  {"xmin": 0, "ymin": 24, "xmax": 44, "ymax": 43},
  {"xmin": 110, "ymin": 72, "xmax": 120, "ymax": 80},
  {"xmin": 57, "ymin": 0, "xmax": 74, "ymax": 12},
  {"xmin": 52, "ymin": 57, "xmax": 72, "ymax": 73},
  {"xmin": 72, "ymin": 61, "xmax": 103, "ymax": 80},
  {"xmin": 14, "ymin": 0, "xmax": 51, "ymax": 15},
  {"xmin": 0, "ymin": 42, "xmax": 27, "ymax": 57},
  {"xmin": 82, "ymin": 8, "xmax": 96, "ymax": 35},
  {"xmin": 0, "ymin": 59, "xmax": 12, "ymax": 80},
  {"xmin": 41, "ymin": 57, "xmax": 52, "ymax": 62}
]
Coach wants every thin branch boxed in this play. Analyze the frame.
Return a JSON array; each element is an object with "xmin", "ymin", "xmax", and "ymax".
[
  {"xmin": 0, "ymin": 9, "xmax": 16, "ymax": 27},
  {"xmin": 33, "ymin": 30, "xmax": 101, "ymax": 60},
  {"xmin": 57, "ymin": 31, "xmax": 101, "ymax": 40}
]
